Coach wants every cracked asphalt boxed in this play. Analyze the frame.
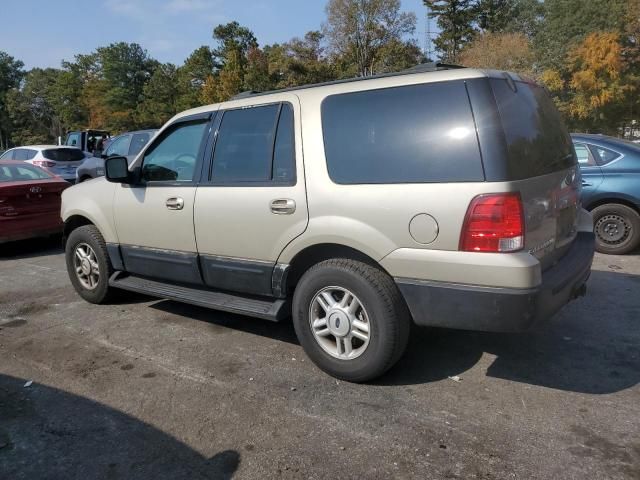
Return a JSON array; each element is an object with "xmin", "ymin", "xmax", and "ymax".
[{"xmin": 0, "ymin": 237, "xmax": 639, "ymax": 479}]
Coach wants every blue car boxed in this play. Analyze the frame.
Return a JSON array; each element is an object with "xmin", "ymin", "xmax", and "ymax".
[{"xmin": 572, "ymin": 134, "xmax": 640, "ymax": 254}]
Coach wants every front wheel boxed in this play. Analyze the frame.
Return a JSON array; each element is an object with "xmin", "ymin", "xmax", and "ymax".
[
  {"xmin": 592, "ymin": 204, "xmax": 640, "ymax": 255},
  {"xmin": 292, "ymin": 259, "xmax": 410, "ymax": 382},
  {"xmin": 65, "ymin": 225, "xmax": 115, "ymax": 303}
]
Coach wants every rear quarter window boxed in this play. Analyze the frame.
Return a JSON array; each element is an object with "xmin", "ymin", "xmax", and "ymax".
[
  {"xmin": 490, "ymin": 78, "xmax": 575, "ymax": 178},
  {"xmin": 321, "ymin": 81, "xmax": 484, "ymax": 184}
]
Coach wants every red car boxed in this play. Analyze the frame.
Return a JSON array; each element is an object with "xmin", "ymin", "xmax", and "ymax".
[{"xmin": 0, "ymin": 160, "xmax": 70, "ymax": 243}]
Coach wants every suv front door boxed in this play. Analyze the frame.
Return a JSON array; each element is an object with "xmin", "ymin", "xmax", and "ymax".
[
  {"xmin": 113, "ymin": 113, "xmax": 212, "ymax": 284},
  {"xmin": 194, "ymin": 98, "xmax": 308, "ymax": 296}
]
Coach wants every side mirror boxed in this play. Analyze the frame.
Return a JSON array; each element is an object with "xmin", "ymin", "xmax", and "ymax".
[{"xmin": 105, "ymin": 156, "xmax": 132, "ymax": 184}]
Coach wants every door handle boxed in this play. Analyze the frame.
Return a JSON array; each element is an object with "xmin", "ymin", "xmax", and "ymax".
[
  {"xmin": 581, "ymin": 181, "xmax": 591, "ymax": 186},
  {"xmin": 270, "ymin": 198, "xmax": 296, "ymax": 215},
  {"xmin": 165, "ymin": 197, "xmax": 184, "ymax": 210}
]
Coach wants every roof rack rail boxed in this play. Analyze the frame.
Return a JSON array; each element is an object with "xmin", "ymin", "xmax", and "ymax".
[
  {"xmin": 231, "ymin": 90, "xmax": 262, "ymax": 100},
  {"xmin": 225, "ymin": 63, "xmax": 468, "ymax": 101},
  {"xmin": 403, "ymin": 62, "xmax": 466, "ymax": 73}
]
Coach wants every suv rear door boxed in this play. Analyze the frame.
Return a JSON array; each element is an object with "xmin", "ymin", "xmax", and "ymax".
[
  {"xmin": 487, "ymin": 77, "xmax": 580, "ymax": 270},
  {"xmin": 193, "ymin": 97, "xmax": 308, "ymax": 296}
]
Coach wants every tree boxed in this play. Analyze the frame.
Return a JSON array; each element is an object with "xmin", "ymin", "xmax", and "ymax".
[
  {"xmin": 543, "ymin": 32, "xmax": 635, "ymax": 133},
  {"xmin": 534, "ymin": 0, "xmax": 628, "ymax": 69},
  {"xmin": 137, "ymin": 63, "xmax": 180, "ymax": 128},
  {"xmin": 212, "ymin": 21, "xmax": 258, "ymax": 69},
  {"xmin": 425, "ymin": 0, "xmax": 476, "ymax": 63},
  {"xmin": 176, "ymin": 46, "xmax": 215, "ymax": 110},
  {"xmin": 266, "ymin": 31, "xmax": 337, "ymax": 88},
  {"xmin": 0, "ymin": 51, "xmax": 25, "ymax": 149},
  {"xmin": 459, "ymin": 32, "xmax": 535, "ymax": 75},
  {"xmin": 5, "ymin": 68, "xmax": 64, "ymax": 145},
  {"xmin": 474, "ymin": 0, "xmax": 542, "ymax": 38},
  {"xmin": 325, "ymin": 0, "xmax": 417, "ymax": 76}
]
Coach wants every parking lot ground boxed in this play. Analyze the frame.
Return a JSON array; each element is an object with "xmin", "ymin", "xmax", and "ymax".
[{"xmin": 0, "ymin": 238, "xmax": 639, "ymax": 479}]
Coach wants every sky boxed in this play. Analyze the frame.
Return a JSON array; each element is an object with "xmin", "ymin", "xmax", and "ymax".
[{"xmin": 0, "ymin": 0, "xmax": 431, "ymax": 69}]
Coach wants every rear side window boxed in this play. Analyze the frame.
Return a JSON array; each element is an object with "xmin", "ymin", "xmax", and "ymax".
[
  {"xmin": 0, "ymin": 164, "xmax": 53, "ymax": 182},
  {"xmin": 129, "ymin": 133, "xmax": 151, "ymax": 157},
  {"xmin": 490, "ymin": 79, "xmax": 575, "ymax": 178},
  {"xmin": 591, "ymin": 145, "xmax": 621, "ymax": 165},
  {"xmin": 13, "ymin": 149, "xmax": 37, "ymax": 161},
  {"xmin": 321, "ymin": 82, "xmax": 484, "ymax": 184},
  {"xmin": 66, "ymin": 133, "xmax": 81, "ymax": 147},
  {"xmin": 211, "ymin": 103, "xmax": 295, "ymax": 183},
  {"xmin": 43, "ymin": 148, "xmax": 85, "ymax": 162}
]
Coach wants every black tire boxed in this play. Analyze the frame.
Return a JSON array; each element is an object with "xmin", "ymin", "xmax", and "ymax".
[
  {"xmin": 592, "ymin": 204, "xmax": 640, "ymax": 255},
  {"xmin": 292, "ymin": 259, "xmax": 410, "ymax": 382},
  {"xmin": 65, "ymin": 225, "xmax": 115, "ymax": 304}
]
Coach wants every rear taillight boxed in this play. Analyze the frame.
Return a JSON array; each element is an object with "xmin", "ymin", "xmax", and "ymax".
[
  {"xmin": 460, "ymin": 193, "xmax": 524, "ymax": 253},
  {"xmin": 32, "ymin": 160, "xmax": 56, "ymax": 168}
]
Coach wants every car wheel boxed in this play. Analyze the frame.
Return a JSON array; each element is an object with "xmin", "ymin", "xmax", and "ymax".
[
  {"xmin": 592, "ymin": 204, "xmax": 640, "ymax": 255},
  {"xmin": 65, "ymin": 225, "xmax": 115, "ymax": 303},
  {"xmin": 292, "ymin": 259, "xmax": 410, "ymax": 382}
]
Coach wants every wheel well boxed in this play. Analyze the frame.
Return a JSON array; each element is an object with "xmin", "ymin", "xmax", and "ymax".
[
  {"xmin": 285, "ymin": 243, "xmax": 386, "ymax": 294},
  {"xmin": 586, "ymin": 198, "xmax": 640, "ymax": 215},
  {"xmin": 63, "ymin": 215, "xmax": 94, "ymax": 246}
]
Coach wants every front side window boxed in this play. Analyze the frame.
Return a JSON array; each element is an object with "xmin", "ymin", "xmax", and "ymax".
[
  {"xmin": 141, "ymin": 121, "xmax": 208, "ymax": 182},
  {"xmin": 66, "ymin": 133, "xmax": 81, "ymax": 147},
  {"xmin": 105, "ymin": 135, "xmax": 131, "ymax": 157},
  {"xmin": 591, "ymin": 145, "xmax": 621, "ymax": 165},
  {"xmin": 574, "ymin": 143, "xmax": 595, "ymax": 166},
  {"xmin": 129, "ymin": 133, "xmax": 152, "ymax": 157},
  {"xmin": 322, "ymin": 82, "xmax": 484, "ymax": 184},
  {"xmin": 0, "ymin": 149, "xmax": 14, "ymax": 160}
]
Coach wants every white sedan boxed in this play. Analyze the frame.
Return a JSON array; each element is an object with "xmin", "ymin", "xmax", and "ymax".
[{"xmin": 0, "ymin": 145, "xmax": 87, "ymax": 183}]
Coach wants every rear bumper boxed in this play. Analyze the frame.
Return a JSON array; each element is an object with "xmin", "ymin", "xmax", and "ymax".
[{"xmin": 396, "ymin": 232, "xmax": 595, "ymax": 332}]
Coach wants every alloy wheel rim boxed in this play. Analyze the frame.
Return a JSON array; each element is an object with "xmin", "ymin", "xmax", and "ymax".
[
  {"xmin": 73, "ymin": 243, "xmax": 100, "ymax": 290},
  {"xmin": 596, "ymin": 214, "xmax": 630, "ymax": 245},
  {"xmin": 309, "ymin": 286, "xmax": 371, "ymax": 360}
]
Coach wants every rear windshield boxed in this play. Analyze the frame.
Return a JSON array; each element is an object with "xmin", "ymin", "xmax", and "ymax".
[
  {"xmin": 321, "ymin": 81, "xmax": 484, "ymax": 184},
  {"xmin": 491, "ymin": 78, "xmax": 575, "ymax": 178},
  {"xmin": 0, "ymin": 164, "xmax": 53, "ymax": 182},
  {"xmin": 43, "ymin": 148, "xmax": 86, "ymax": 162}
]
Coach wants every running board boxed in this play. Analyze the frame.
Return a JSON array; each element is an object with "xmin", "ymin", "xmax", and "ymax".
[{"xmin": 109, "ymin": 272, "xmax": 289, "ymax": 322}]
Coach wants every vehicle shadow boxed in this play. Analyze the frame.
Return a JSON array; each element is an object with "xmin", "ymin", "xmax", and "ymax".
[
  {"xmin": 150, "ymin": 300, "xmax": 299, "ymax": 346},
  {"xmin": 132, "ymin": 268, "xmax": 639, "ymax": 394},
  {"xmin": 378, "ymin": 269, "xmax": 640, "ymax": 393},
  {"xmin": 0, "ymin": 374, "xmax": 240, "ymax": 480},
  {"xmin": 0, "ymin": 236, "xmax": 63, "ymax": 260}
]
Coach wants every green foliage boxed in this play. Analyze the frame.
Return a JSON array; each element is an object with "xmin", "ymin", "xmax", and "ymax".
[
  {"xmin": 425, "ymin": 0, "xmax": 477, "ymax": 63},
  {"xmin": 325, "ymin": 0, "xmax": 418, "ymax": 76},
  {"xmin": 0, "ymin": 51, "xmax": 25, "ymax": 149}
]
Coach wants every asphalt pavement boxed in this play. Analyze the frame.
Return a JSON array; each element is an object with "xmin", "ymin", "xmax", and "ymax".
[{"xmin": 0, "ymin": 237, "xmax": 638, "ymax": 479}]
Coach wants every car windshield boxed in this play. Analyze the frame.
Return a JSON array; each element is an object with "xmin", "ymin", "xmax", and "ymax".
[{"xmin": 0, "ymin": 164, "xmax": 53, "ymax": 182}]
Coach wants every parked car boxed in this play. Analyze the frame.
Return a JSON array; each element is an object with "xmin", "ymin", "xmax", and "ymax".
[
  {"xmin": 0, "ymin": 160, "xmax": 70, "ymax": 243},
  {"xmin": 61, "ymin": 64, "xmax": 594, "ymax": 382},
  {"xmin": 76, "ymin": 129, "xmax": 157, "ymax": 182},
  {"xmin": 572, "ymin": 133, "xmax": 640, "ymax": 254},
  {"xmin": 0, "ymin": 146, "xmax": 86, "ymax": 183},
  {"xmin": 63, "ymin": 129, "xmax": 111, "ymax": 157}
]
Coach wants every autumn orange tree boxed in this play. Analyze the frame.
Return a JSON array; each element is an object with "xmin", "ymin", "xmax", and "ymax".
[{"xmin": 542, "ymin": 32, "xmax": 637, "ymax": 133}]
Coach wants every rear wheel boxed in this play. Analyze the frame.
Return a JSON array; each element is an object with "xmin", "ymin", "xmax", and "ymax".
[
  {"xmin": 65, "ymin": 225, "xmax": 115, "ymax": 303},
  {"xmin": 292, "ymin": 259, "xmax": 410, "ymax": 382},
  {"xmin": 592, "ymin": 204, "xmax": 640, "ymax": 255}
]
